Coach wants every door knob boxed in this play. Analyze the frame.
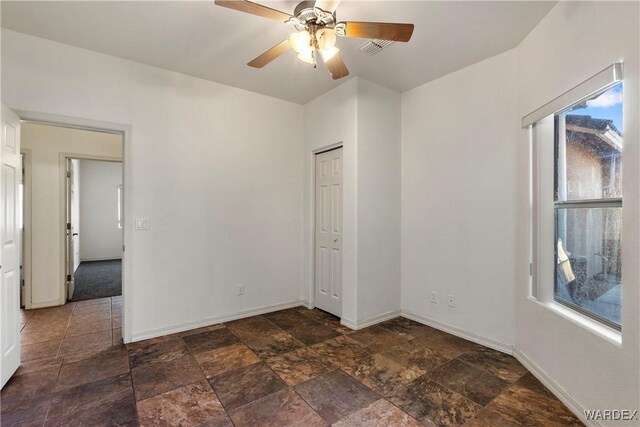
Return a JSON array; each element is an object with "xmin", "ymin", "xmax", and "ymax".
[
  {"xmin": 333, "ymin": 237, "xmax": 338, "ymax": 242},
  {"xmin": 73, "ymin": 233, "xmax": 79, "ymax": 236}
]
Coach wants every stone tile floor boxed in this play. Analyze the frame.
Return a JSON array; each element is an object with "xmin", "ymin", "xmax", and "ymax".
[{"xmin": 1, "ymin": 301, "xmax": 583, "ymax": 426}]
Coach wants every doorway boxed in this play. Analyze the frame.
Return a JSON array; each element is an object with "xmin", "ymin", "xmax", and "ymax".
[
  {"xmin": 65, "ymin": 158, "xmax": 123, "ymax": 302},
  {"xmin": 314, "ymin": 146, "xmax": 343, "ymax": 317}
]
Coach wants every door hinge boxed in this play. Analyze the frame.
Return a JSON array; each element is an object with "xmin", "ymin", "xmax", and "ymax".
[
  {"xmin": 66, "ymin": 274, "xmax": 71, "ymax": 281},
  {"xmin": 67, "ymin": 222, "xmax": 71, "ymax": 230},
  {"xmin": 66, "ymin": 171, "xmax": 71, "ymax": 178},
  {"xmin": 123, "ymin": 245, "xmax": 125, "ymax": 252},
  {"xmin": 529, "ymin": 263, "xmax": 533, "ymax": 276}
]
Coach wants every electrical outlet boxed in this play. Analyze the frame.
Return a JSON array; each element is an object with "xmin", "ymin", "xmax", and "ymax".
[
  {"xmin": 430, "ymin": 291, "xmax": 437, "ymax": 304},
  {"xmin": 447, "ymin": 294, "xmax": 455, "ymax": 308},
  {"xmin": 237, "ymin": 284, "xmax": 245, "ymax": 296}
]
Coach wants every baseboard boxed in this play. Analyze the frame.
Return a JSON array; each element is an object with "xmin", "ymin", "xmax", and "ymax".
[
  {"xmin": 80, "ymin": 257, "xmax": 122, "ymax": 262},
  {"xmin": 130, "ymin": 300, "xmax": 306, "ymax": 342},
  {"xmin": 340, "ymin": 310, "xmax": 401, "ymax": 331},
  {"xmin": 400, "ymin": 309, "xmax": 514, "ymax": 355},
  {"xmin": 513, "ymin": 348, "xmax": 594, "ymax": 426},
  {"xmin": 299, "ymin": 300, "xmax": 314, "ymax": 309},
  {"xmin": 28, "ymin": 299, "xmax": 64, "ymax": 309}
]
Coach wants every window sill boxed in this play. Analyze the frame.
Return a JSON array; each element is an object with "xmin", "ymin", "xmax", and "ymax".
[{"xmin": 527, "ymin": 296, "xmax": 622, "ymax": 347}]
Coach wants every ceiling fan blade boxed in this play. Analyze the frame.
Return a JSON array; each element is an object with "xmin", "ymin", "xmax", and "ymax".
[
  {"xmin": 214, "ymin": 0, "xmax": 292, "ymax": 23},
  {"xmin": 247, "ymin": 40, "xmax": 291, "ymax": 68},
  {"xmin": 340, "ymin": 21, "xmax": 414, "ymax": 42},
  {"xmin": 314, "ymin": 0, "xmax": 341, "ymax": 13},
  {"xmin": 325, "ymin": 52, "xmax": 349, "ymax": 80}
]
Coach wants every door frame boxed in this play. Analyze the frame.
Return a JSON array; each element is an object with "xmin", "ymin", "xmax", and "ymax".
[
  {"xmin": 20, "ymin": 149, "xmax": 32, "ymax": 309},
  {"xmin": 310, "ymin": 142, "xmax": 343, "ymax": 312},
  {"xmin": 14, "ymin": 110, "xmax": 133, "ymax": 344},
  {"xmin": 61, "ymin": 154, "xmax": 123, "ymax": 303}
]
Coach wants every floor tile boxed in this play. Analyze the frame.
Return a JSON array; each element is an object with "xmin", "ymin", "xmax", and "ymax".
[
  {"xmin": 242, "ymin": 331, "xmax": 305, "ymax": 359},
  {"xmin": 378, "ymin": 317, "xmax": 441, "ymax": 339},
  {"xmin": 229, "ymin": 388, "xmax": 326, "ymax": 427},
  {"xmin": 46, "ymin": 372, "xmax": 136, "ymax": 426},
  {"xmin": 382, "ymin": 339, "xmax": 450, "ymax": 375},
  {"xmin": 333, "ymin": 399, "xmax": 422, "ymax": 427},
  {"xmin": 457, "ymin": 347, "xmax": 529, "ymax": 382},
  {"xmin": 388, "ymin": 375, "xmax": 482, "ymax": 426},
  {"xmin": 113, "ymin": 328, "xmax": 123, "ymax": 346},
  {"xmin": 65, "ymin": 318, "xmax": 112, "ymax": 337},
  {"xmin": 21, "ymin": 339, "xmax": 61, "ymax": 361},
  {"xmin": 430, "ymin": 358, "xmax": 510, "ymax": 405},
  {"xmin": 70, "ymin": 310, "xmax": 111, "ymax": 324},
  {"xmin": 56, "ymin": 348, "xmax": 130, "ymax": 390},
  {"xmin": 209, "ymin": 362, "xmax": 287, "ymax": 411},
  {"xmin": 287, "ymin": 323, "xmax": 341, "ymax": 346},
  {"xmin": 485, "ymin": 383, "xmax": 582, "ymax": 426},
  {"xmin": 131, "ymin": 353, "xmax": 206, "ymax": 401},
  {"xmin": 340, "ymin": 353, "xmax": 422, "ymax": 397},
  {"xmin": 310, "ymin": 335, "xmax": 371, "ymax": 369},
  {"xmin": 194, "ymin": 342, "xmax": 260, "ymax": 378},
  {"xmin": 224, "ymin": 316, "xmax": 282, "ymax": 339},
  {"xmin": 183, "ymin": 328, "xmax": 239, "ymax": 354},
  {"xmin": 21, "ymin": 326, "xmax": 67, "ymax": 345},
  {"xmin": 14, "ymin": 357, "xmax": 62, "ymax": 377},
  {"xmin": 263, "ymin": 309, "xmax": 320, "ymax": 330},
  {"xmin": 514, "ymin": 372, "xmax": 556, "ymax": 399},
  {"xmin": 74, "ymin": 302, "xmax": 111, "ymax": 314},
  {"xmin": 412, "ymin": 332, "xmax": 482, "ymax": 359},
  {"xmin": 462, "ymin": 408, "xmax": 520, "ymax": 426},
  {"xmin": 128, "ymin": 337, "xmax": 189, "ymax": 369},
  {"xmin": 349, "ymin": 326, "xmax": 411, "ymax": 352},
  {"xmin": 266, "ymin": 346, "xmax": 334, "ymax": 385},
  {"xmin": 75, "ymin": 297, "xmax": 112, "ymax": 307},
  {"xmin": 137, "ymin": 381, "xmax": 226, "ymax": 427},
  {"xmin": 295, "ymin": 369, "xmax": 379, "ymax": 424},
  {"xmin": 59, "ymin": 330, "xmax": 113, "ymax": 356},
  {"xmin": 1, "ymin": 365, "xmax": 59, "ymax": 426}
]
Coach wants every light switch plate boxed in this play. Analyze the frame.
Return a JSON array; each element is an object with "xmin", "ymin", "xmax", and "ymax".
[{"xmin": 135, "ymin": 218, "xmax": 150, "ymax": 230}]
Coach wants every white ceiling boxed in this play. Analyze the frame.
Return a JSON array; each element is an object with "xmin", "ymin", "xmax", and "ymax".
[{"xmin": 1, "ymin": 1, "xmax": 555, "ymax": 104}]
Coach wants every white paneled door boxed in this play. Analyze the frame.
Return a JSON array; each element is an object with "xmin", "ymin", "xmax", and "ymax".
[
  {"xmin": 314, "ymin": 147, "xmax": 342, "ymax": 317},
  {"xmin": 1, "ymin": 106, "xmax": 21, "ymax": 388}
]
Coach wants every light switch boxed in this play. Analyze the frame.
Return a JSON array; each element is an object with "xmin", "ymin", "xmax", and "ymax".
[{"xmin": 135, "ymin": 218, "xmax": 150, "ymax": 230}]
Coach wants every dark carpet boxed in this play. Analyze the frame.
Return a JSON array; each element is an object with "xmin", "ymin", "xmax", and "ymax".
[{"xmin": 70, "ymin": 259, "xmax": 122, "ymax": 302}]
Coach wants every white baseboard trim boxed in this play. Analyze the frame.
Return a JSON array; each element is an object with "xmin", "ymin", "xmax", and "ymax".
[
  {"xmin": 513, "ymin": 348, "xmax": 594, "ymax": 427},
  {"xmin": 299, "ymin": 300, "xmax": 314, "ymax": 309},
  {"xmin": 130, "ymin": 300, "xmax": 306, "ymax": 342},
  {"xmin": 400, "ymin": 309, "xmax": 514, "ymax": 355},
  {"xmin": 80, "ymin": 257, "xmax": 122, "ymax": 262},
  {"xmin": 28, "ymin": 299, "xmax": 64, "ymax": 309},
  {"xmin": 340, "ymin": 310, "xmax": 401, "ymax": 331}
]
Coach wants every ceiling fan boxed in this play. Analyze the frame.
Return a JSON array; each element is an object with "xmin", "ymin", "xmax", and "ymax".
[{"xmin": 213, "ymin": 0, "xmax": 415, "ymax": 80}]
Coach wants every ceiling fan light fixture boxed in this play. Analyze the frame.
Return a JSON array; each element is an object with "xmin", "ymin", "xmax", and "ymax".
[
  {"xmin": 320, "ymin": 46, "xmax": 339, "ymax": 61},
  {"xmin": 316, "ymin": 28, "xmax": 337, "ymax": 50},
  {"xmin": 289, "ymin": 30, "xmax": 311, "ymax": 54},
  {"xmin": 296, "ymin": 50, "xmax": 315, "ymax": 65}
]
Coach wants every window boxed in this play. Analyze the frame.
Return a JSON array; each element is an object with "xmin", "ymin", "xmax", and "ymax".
[{"xmin": 528, "ymin": 64, "xmax": 623, "ymax": 332}]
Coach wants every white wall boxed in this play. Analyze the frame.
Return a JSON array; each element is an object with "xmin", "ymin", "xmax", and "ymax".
[
  {"xmin": 401, "ymin": 49, "xmax": 519, "ymax": 350},
  {"xmin": 303, "ymin": 78, "xmax": 402, "ymax": 327},
  {"xmin": 79, "ymin": 159, "xmax": 123, "ymax": 261},
  {"xmin": 21, "ymin": 123, "xmax": 122, "ymax": 308},
  {"xmin": 356, "ymin": 80, "xmax": 401, "ymax": 323},
  {"xmin": 516, "ymin": 2, "xmax": 639, "ymax": 422},
  {"xmin": 2, "ymin": 29, "xmax": 304, "ymax": 340}
]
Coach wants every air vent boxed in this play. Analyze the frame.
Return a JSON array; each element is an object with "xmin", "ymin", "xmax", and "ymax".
[{"xmin": 359, "ymin": 39, "xmax": 395, "ymax": 55}]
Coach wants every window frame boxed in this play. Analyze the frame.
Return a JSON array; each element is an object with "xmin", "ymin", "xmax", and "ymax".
[{"xmin": 528, "ymin": 63, "xmax": 624, "ymax": 335}]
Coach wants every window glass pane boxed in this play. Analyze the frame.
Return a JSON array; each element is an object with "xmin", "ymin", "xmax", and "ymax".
[
  {"xmin": 555, "ymin": 83, "xmax": 623, "ymax": 201},
  {"xmin": 555, "ymin": 207, "xmax": 621, "ymax": 327}
]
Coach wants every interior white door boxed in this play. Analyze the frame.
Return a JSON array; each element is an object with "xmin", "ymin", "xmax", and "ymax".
[
  {"xmin": 66, "ymin": 159, "xmax": 76, "ymax": 300},
  {"xmin": 314, "ymin": 147, "xmax": 343, "ymax": 317},
  {"xmin": 1, "ymin": 105, "xmax": 21, "ymax": 388}
]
